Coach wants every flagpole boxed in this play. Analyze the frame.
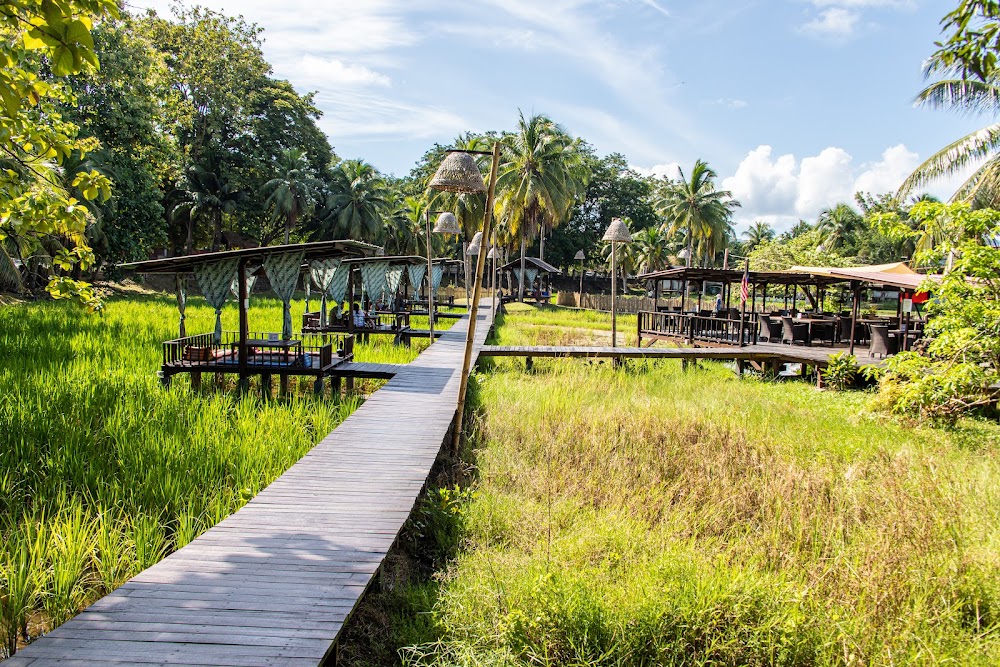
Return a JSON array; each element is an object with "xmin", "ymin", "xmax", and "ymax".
[{"xmin": 738, "ymin": 259, "xmax": 749, "ymax": 348}]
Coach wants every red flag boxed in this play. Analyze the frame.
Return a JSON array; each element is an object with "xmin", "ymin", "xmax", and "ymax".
[{"xmin": 740, "ymin": 261, "xmax": 750, "ymax": 305}]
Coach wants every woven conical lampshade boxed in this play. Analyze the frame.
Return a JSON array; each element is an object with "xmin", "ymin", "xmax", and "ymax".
[
  {"xmin": 486, "ymin": 246, "xmax": 499, "ymax": 259},
  {"xmin": 602, "ymin": 217, "xmax": 631, "ymax": 242},
  {"xmin": 429, "ymin": 152, "xmax": 487, "ymax": 194},
  {"xmin": 574, "ymin": 249, "xmax": 586, "ymax": 260},
  {"xmin": 467, "ymin": 231, "xmax": 483, "ymax": 255},
  {"xmin": 432, "ymin": 211, "xmax": 461, "ymax": 234}
]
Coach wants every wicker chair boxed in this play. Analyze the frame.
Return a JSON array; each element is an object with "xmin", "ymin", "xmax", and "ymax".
[
  {"xmin": 868, "ymin": 324, "xmax": 898, "ymax": 359},
  {"xmin": 761, "ymin": 317, "xmax": 783, "ymax": 343},
  {"xmin": 810, "ymin": 321, "xmax": 836, "ymax": 347},
  {"xmin": 781, "ymin": 317, "xmax": 808, "ymax": 345},
  {"xmin": 839, "ymin": 317, "xmax": 867, "ymax": 345}
]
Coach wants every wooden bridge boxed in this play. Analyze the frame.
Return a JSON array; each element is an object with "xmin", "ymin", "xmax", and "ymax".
[{"xmin": 7, "ymin": 306, "xmax": 496, "ymax": 667}]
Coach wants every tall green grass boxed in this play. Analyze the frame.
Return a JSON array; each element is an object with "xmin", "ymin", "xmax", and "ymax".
[
  {"xmin": 0, "ymin": 293, "xmax": 368, "ymax": 657},
  {"xmin": 397, "ymin": 307, "xmax": 1000, "ymax": 666}
]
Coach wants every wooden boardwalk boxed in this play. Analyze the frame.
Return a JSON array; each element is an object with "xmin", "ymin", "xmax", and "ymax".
[
  {"xmin": 480, "ymin": 342, "xmax": 884, "ymax": 368},
  {"xmin": 7, "ymin": 306, "xmax": 496, "ymax": 667}
]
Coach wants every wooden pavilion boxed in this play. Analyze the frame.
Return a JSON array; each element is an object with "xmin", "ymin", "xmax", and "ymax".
[
  {"xmin": 120, "ymin": 240, "xmax": 378, "ymax": 394},
  {"xmin": 500, "ymin": 256, "xmax": 562, "ymax": 302},
  {"xmin": 636, "ymin": 263, "xmax": 940, "ymax": 358}
]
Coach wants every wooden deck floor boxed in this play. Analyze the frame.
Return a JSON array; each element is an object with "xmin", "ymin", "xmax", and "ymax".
[
  {"xmin": 481, "ymin": 342, "xmax": 885, "ymax": 368},
  {"xmin": 7, "ymin": 306, "xmax": 496, "ymax": 667}
]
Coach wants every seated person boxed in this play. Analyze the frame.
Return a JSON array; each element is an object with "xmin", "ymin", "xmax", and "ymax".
[
  {"xmin": 365, "ymin": 302, "xmax": 379, "ymax": 328},
  {"xmin": 352, "ymin": 302, "xmax": 366, "ymax": 329}
]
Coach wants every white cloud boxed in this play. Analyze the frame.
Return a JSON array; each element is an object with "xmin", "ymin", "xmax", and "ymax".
[
  {"xmin": 634, "ymin": 162, "xmax": 681, "ymax": 179},
  {"xmin": 296, "ymin": 56, "xmax": 391, "ymax": 88},
  {"xmin": 720, "ymin": 143, "xmax": 940, "ymax": 233},
  {"xmin": 801, "ymin": 8, "xmax": 859, "ymax": 39}
]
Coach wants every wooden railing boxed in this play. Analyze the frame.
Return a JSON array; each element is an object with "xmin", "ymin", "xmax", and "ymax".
[
  {"xmin": 163, "ymin": 331, "xmax": 353, "ymax": 370},
  {"xmin": 638, "ymin": 311, "xmax": 759, "ymax": 346}
]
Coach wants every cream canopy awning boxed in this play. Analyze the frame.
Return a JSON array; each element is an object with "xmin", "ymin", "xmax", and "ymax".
[{"xmin": 787, "ymin": 262, "xmax": 940, "ymax": 292}]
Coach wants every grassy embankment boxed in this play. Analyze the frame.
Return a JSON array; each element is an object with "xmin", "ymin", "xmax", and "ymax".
[
  {"xmin": 361, "ymin": 304, "xmax": 1000, "ymax": 666},
  {"xmin": 0, "ymin": 290, "xmax": 455, "ymax": 658}
]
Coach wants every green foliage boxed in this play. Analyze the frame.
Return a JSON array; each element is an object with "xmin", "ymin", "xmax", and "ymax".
[
  {"xmin": 0, "ymin": 0, "xmax": 118, "ymax": 306},
  {"xmin": 821, "ymin": 352, "xmax": 859, "ymax": 391},
  {"xmin": 747, "ymin": 228, "xmax": 855, "ymax": 271}
]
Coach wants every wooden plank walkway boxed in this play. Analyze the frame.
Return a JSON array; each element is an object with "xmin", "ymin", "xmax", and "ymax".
[
  {"xmin": 7, "ymin": 305, "xmax": 496, "ymax": 667},
  {"xmin": 327, "ymin": 361, "xmax": 405, "ymax": 380},
  {"xmin": 480, "ymin": 342, "xmax": 884, "ymax": 368}
]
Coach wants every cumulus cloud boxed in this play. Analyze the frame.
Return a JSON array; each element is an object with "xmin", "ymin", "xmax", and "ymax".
[
  {"xmin": 296, "ymin": 56, "xmax": 391, "ymax": 88},
  {"xmin": 801, "ymin": 8, "xmax": 859, "ymax": 39},
  {"xmin": 720, "ymin": 143, "xmax": 929, "ymax": 232}
]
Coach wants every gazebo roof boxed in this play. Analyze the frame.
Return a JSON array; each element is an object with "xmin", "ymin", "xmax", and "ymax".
[
  {"xmin": 119, "ymin": 240, "xmax": 380, "ymax": 274},
  {"xmin": 499, "ymin": 256, "xmax": 562, "ymax": 275},
  {"xmin": 636, "ymin": 266, "xmax": 842, "ymax": 287},
  {"xmin": 787, "ymin": 263, "xmax": 940, "ymax": 291}
]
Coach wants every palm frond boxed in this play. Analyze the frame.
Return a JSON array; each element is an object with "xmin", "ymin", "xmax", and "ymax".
[
  {"xmin": 915, "ymin": 79, "xmax": 1000, "ymax": 117},
  {"xmin": 898, "ymin": 123, "xmax": 1000, "ymax": 196}
]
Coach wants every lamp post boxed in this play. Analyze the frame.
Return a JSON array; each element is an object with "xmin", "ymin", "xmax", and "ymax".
[
  {"xmin": 466, "ymin": 231, "xmax": 483, "ymax": 311},
  {"xmin": 574, "ymin": 249, "xmax": 586, "ymax": 306},
  {"xmin": 429, "ymin": 145, "xmax": 501, "ymax": 453},
  {"xmin": 426, "ymin": 210, "xmax": 460, "ymax": 343},
  {"xmin": 603, "ymin": 218, "xmax": 631, "ymax": 348}
]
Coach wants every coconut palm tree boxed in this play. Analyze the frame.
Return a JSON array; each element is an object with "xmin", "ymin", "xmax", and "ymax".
[
  {"xmin": 899, "ymin": 48, "xmax": 1000, "ymax": 204},
  {"xmin": 170, "ymin": 163, "xmax": 245, "ymax": 252},
  {"xmin": 816, "ymin": 203, "xmax": 862, "ymax": 251},
  {"xmin": 313, "ymin": 160, "xmax": 389, "ymax": 244},
  {"xmin": 631, "ymin": 226, "xmax": 675, "ymax": 274},
  {"xmin": 656, "ymin": 160, "xmax": 739, "ymax": 267},
  {"xmin": 262, "ymin": 148, "xmax": 318, "ymax": 245},
  {"xmin": 742, "ymin": 221, "xmax": 775, "ymax": 249},
  {"xmin": 494, "ymin": 111, "xmax": 587, "ymax": 300}
]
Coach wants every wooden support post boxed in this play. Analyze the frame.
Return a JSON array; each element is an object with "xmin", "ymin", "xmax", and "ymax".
[
  {"xmin": 261, "ymin": 373, "xmax": 272, "ymax": 400},
  {"xmin": 736, "ymin": 359, "xmax": 745, "ymax": 377},
  {"xmin": 346, "ymin": 377, "xmax": 355, "ymax": 394},
  {"xmin": 279, "ymin": 374, "xmax": 289, "ymax": 396},
  {"xmin": 332, "ymin": 376, "xmax": 342, "ymax": 397},
  {"xmin": 191, "ymin": 371, "xmax": 202, "ymax": 390},
  {"xmin": 237, "ymin": 258, "xmax": 249, "ymax": 394},
  {"xmin": 159, "ymin": 371, "xmax": 171, "ymax": 388},
  {"xmin": 849, "ymin": 281, "xmax": 860, "ymax": 356},
  {"xmin": 525, "ymin": 356, "xmax": 533, "ymax": 371},
  {"xmin": 313, "ymin": 376, "xmax": 325, "ymax": 397}
]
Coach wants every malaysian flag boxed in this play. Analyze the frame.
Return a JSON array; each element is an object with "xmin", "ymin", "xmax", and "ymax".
[{"xmin": 740, "ymin": 260, "xmax": 750, "ymax": 305}]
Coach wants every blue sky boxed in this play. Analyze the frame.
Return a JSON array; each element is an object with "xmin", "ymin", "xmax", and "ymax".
[{"xmin": 130, "ymin": 0, "xmax": 982, "ymax": 232}]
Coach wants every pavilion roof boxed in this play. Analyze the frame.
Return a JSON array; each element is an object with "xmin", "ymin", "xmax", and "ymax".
[
  {"xmin": 119, "ymin": 240, "xmax": 380, "ymax": 274},
  {"xmin": 499, "ymin": 256, "xmax": 562, "ymax": 275},
  {"xmin": 635, "ymin": 266, "xmax": 842, "ymax": 287},
  {"xmin": 787, "ymin": 262, "xmax": 941, "ymax": 291}
]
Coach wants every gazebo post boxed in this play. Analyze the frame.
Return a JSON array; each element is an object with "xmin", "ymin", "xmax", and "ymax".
[
  {"xmin": 347, "ymin": 267, "xmax": 355, "ymax": 335},
  {"xmin": 237, "ymin": 258, "xmax": 249, "ymax": 393},
  {"xmin": 762, "ymin": 283, "xmax": 769, "ymax": 314},
  {"xmin": 849, "ymin": 281, "xmax": 860, "ymax": 356},
  {"xmin": 792, "ymin": 285, "xmax": 798, "ymax": 313}
]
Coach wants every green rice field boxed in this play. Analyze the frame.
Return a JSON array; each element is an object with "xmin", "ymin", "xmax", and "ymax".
[{"xmin": 0, "ymin": 289, "xmax": 455, "ymax": 658}]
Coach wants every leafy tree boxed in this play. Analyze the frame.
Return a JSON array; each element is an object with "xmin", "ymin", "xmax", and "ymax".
[
  {"xmin": 262, "ymin": 148, "xmax": 318, "ymax": 245},
  {"xmin": 549, "ymin": 151, "xmax": 659, "ymax": 270},
  {"xmin": 747, "ymin": 229, "xmax": 856, "ymax": 270},
  {"xmin": 780, "ymin": 219, "xmax": 813, "ymax": 241},
  {"xmin": 742, "ymin": 221, "xmax": 775, "ymax": 249},
  {"xmin": 312, "ymin": 159, "xmax": 389, "ymax": 244},
  {"xmin": 0, "ymin": 0, "xmax": 117, "ymax": 305},
  {"xmin": 656, "ymin": 160, "xmax": 739, "ymax": 267},
  {"xmin": 871, "ymin": 202, "xmax": 1000, "ymax": 422},
  {"xmin": 494, "ymin": 112, "xmax": 588, "ymax": 299},
  {"xmin": 68, "ymin": 17, "xmax": 179, "ymax": 269}
]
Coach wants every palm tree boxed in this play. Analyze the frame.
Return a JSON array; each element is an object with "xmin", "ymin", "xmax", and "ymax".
[
  {"xmin": 816, "ymin": 203, "xmax": 862, "ymax": 251},
  {"xmin": 742, "ymin": 221, "xmax": 775, "ymax": 250},
  {"xmin": 656, "ymin": 160, "xmax": 739, "ymax": 268},
  {"xmin": 262, "ymin": 148, "xmax": 318, "ymax": 245},
  {"xmin": 494, "ymin": 112, "xmax": 587, "ymax": 300},
  {"xmin": 313, "ymin": 160, "xmax": 389, "ymax": 244},
  {"xmin": 631, "ymin": 226, "xmax": 675, "ymax": 274},
  {"xmin": 898, "ymin": 50, "xmax": 1000, "ymax": 205},
  {"xmin": 170, "ymin": 163, "xmax": 245, "ymax": 252}
]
